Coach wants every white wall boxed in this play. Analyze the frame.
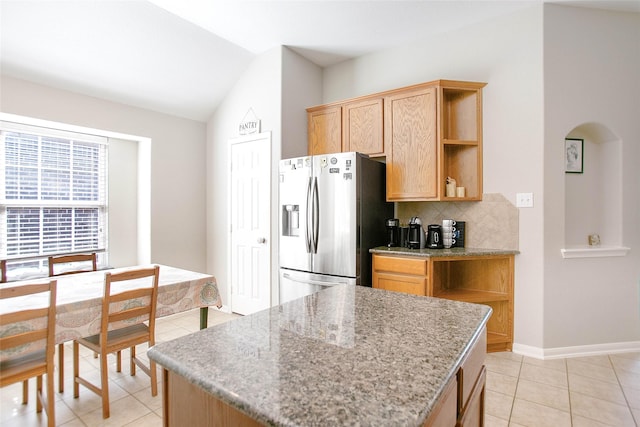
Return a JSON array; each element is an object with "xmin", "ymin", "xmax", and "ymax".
[
  {"xmin": 543, "ymin": 5, "xmax": 640, "ymax": 353},
  {"xmin": 207, "ymin": 47, "xmax": 282, "ymax": 310},
  {"xmin": 107, "ymin": 137, "xmax": 139, "ymax": 267},
  {"xmin": 206, "ymin": 46, "xmax": 322, "ymax": 310},
  {"xmin": 0, "ymin": 76, "xmax": 208, "ymax": 272},
  {"xmin": 322, "ymin": 7, "xmax": 546, "ymax": 351}
]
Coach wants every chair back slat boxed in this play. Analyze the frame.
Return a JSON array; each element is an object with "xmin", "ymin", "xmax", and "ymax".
[
  {"xmin": 108, "ymin": 306, "xmax": 152, "ymax": 324},
  {"xmin": 49, "ymin": 253, "xmax": 97, "ymax": 277},
  {"xmin": 1, "ymin": 329, "xmax": 48, "ymax": 349},
  {"xmin": 0, "ymin": 307, "xmax": 50, "ymax": 326},
  {"xmin": 1, "ymin": 283, "xmax": 53, "ymax": 299},
  {"xmin": 108, "ymin": 287, "xmax": 153, "ymax": 303}
]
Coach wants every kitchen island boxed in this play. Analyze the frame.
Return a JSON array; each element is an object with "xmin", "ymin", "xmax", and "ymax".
[{"xmin": 148, "ymin": 285, "xmax": 491, "ymax": 426}]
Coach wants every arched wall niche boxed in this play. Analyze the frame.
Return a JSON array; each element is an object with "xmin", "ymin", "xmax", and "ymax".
[{"xmin": 562, "ymin": 122, "xmax": 629, "ymax": 258}]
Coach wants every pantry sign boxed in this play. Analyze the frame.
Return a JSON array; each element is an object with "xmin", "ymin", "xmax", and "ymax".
[{"xmin": 239, "ymin": 108, "xmax": 261, "ymax": 135}]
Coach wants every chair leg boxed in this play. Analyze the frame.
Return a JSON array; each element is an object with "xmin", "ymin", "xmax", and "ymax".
[
  {"xmin": 46, "ymin": 366, "xmax": 55, "ymax": 427},
  {"xmin": 116, "ymin": 350, "xmax": 122, "ymax": 372},
  {"xmin": 150, "ymin": 359, "xmax": 158, "ymax": 397},
  {"xmin": 130, "ymin": 346, "xmax": 136, "ymax": 375},
  {"xmin": 58, "ymin": 343, "xmax": 64, "ymax": 393},
  {"xmin": 36, "ymin": 375, "xmax": 43, "ymax": 413},
  {"xmin": 36, "ymin": 369, "xmax": 56, "ymax": 427},
  {"xmin": 22, "ymin": 379, "xmax": 28, "ymax": 404},
  {"xmin": 73, "ymin": 341, "xmax": 79, "ymax": 398},
  {"xmin": 100, "ymin": 351, "xmax": 110, "ymax": 419}
]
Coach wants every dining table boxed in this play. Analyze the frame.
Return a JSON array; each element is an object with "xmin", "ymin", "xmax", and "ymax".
[{"xmin": 0, "ymin": 264, "xmax": 222, "ymax": 390}]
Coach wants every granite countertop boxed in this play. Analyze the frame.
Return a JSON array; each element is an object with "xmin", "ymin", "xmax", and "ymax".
[
  {"xmin": 370, "ymin": 246, "xmax": 519, "ymax": 257},
  {"xmin": 148, "ymin": 285, "xmax": 492, "ymax": 426}
]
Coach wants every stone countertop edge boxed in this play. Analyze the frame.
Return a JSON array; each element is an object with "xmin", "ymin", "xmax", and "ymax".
[
  {"xmin": 370, "ymin": 246, "xmax": 520, "ymax": 257},
  {"xmin": 148, "ymin": 286, "xmax": 492, "ymax": 427}
]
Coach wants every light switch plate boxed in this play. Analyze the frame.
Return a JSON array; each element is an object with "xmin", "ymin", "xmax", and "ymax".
[{"xmin": 516, "ymin": 192, "xmax": 534, "ymax": 208}]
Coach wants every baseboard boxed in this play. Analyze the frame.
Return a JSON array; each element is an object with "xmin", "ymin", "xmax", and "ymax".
[{"xmin": 513, "ymin": 341, "xmax": 640, "ymax": 360}]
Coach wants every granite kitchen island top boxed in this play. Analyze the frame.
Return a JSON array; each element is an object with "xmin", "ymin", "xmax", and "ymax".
[{"xmin": 148, "ymin": 285, "xmax": 492, "ymax": 426}]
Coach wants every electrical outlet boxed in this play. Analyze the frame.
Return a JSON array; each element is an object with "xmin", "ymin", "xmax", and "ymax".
[{"xmin": 516, "ymin": 192, "xmax": 534, "ymax": 208}]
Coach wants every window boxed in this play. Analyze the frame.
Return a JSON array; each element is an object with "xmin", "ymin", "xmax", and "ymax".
[{"xmin": 0, "ymin": 121, "xmax": 108, "ymax": 279}]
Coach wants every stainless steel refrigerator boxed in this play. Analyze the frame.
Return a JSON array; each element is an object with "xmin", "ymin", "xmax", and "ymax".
[{"xmin": 279, "ymin": 152, "xmax": 392, "ymax": 303}]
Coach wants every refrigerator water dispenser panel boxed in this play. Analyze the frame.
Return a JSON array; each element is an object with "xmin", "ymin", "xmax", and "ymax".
[{"xmin": 282, "ymin": 205, "xmax": 300, "ymax": 237}]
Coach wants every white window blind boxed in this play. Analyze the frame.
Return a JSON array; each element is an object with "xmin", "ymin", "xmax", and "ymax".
[{"xmin": 0, "ymin": 120, "xmax": 108, "ymax": 277}]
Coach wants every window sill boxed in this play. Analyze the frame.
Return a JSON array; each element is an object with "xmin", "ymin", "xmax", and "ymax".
[{"xmin": 561, "ymin": 246, "xmax": 631, "ymax": 259}]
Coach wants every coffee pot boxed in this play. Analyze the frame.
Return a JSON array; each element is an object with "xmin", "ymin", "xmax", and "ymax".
[
  {"xmin": 408, "ymin": 217, "xmax": 426, "ymax": 249},
  {"xmin": 427, "ymin": 224, "xmax": 444, "ymax": 249},
  {"xmin": 385, "ymin": 218, "xmax": 400, "ymax": 247}
]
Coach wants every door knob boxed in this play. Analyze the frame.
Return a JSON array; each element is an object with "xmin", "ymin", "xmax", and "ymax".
[{"xmin": 257, "ymin": 237, "xmax": 266, "ymax": 244}]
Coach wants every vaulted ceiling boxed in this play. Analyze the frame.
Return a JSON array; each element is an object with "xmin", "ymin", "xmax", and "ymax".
[{"xmin": 1, "ymin": 1, "xmax": 637, "ymax": 121}]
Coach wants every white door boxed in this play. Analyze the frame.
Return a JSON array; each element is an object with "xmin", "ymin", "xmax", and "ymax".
[{"xmin": 229, "ymin": 132, "xmax": 271, "ymax": 315}]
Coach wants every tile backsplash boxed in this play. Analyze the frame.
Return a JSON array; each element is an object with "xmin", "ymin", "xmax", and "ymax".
[{"xmin": 396, "ymin": 193, "xmax": 519, "ymax": 251}]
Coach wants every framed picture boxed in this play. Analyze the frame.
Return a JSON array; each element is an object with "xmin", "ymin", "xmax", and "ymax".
[{"xmin": 565, "ymin": 138, "xmax": 583, "ymax": 173}]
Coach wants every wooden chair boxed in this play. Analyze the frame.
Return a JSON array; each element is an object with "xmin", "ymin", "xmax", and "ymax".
[
  {"xmin": 48, "ymin": 252, "xmax": 98, "ymax": 393},
  {"xmin": 0, "ymin": 280, "xmax": 57, "ymax": 427},
  {"xmin": 0, "ymin": 259, "xmax": 6, "ymax": 283},
  {"xmin": 73, "ymin": 265, "xmax": 160, "ymax": 419},
  {"xmin": 48, "ymin": 253, "xmax": 97, "ymax": 277}
]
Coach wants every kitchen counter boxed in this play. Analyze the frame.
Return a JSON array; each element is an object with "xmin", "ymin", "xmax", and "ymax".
[
  {"xmin": 370, "ymin": 246, "xmax": 519, "ymax": 257},
  {"xmin": 148, "ymin": 285, "xmax": 492, "ymax": 426}
]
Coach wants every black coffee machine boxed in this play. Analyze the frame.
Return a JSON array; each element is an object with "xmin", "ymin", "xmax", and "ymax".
[{"xmin": 385, "ymin": 218, "xmax": 400, "ymax": 247}]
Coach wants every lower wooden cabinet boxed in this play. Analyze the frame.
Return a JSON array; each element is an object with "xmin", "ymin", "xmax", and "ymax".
[
  {"xmin": 372, "ymin": 253, "xmax": 514, "ymax": 352},
  {"xmin": 457, "ymin": 367, "xmax": 486, "ymax": 427},
  {"xmin": 425, "ymin": 376, "xmax": 458, "ymax": 427},
  {"xmin": 372, "ymin": 255, "xmax": 427, "ymax": 296},
  {"xmin": 425, "ymin": 327, "xmax": 487, "ymax": 427}
]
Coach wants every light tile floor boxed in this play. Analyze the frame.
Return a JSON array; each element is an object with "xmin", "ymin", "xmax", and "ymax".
[
  {"xmin": 485, "ymin": 350, "xmax": 640, "ymax": 426},
  {"xmin": 2, "ymin": 309, "xmax": 638, "ymax": 426}
]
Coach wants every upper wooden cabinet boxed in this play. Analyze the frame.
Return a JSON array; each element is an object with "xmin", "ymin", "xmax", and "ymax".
[
  {"xmin": 385, "ymin": 86, "xmax": 438, "ymax": 200},
  {"xmin": 307, "ymin": 105, "xmax": 342, "ymax": 155},
  {"xmin": 306, "ymin": 79, "xmax": 486, "ymax": 201},
  {"xmin": 342, "ymin": 97, "xmax": 384, "ymax": 156},
  {"xmin": 438, "ymin": 82, "xmax": 485, "ymax": 202}
]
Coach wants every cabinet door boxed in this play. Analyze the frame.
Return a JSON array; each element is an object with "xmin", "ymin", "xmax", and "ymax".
[
  {"xmin": 457, "ymin": 367, "xmax": 486, "ymax": 427},
  {"xmin": 308, "ymin": 106, "xmax": 342, "ymax": 155},
  {"xmin": 343, "ymin": 98, "xmax": 384, "ymax": 156},
  {"xmin": 385, "ymin": 87, "xmax": 438, "ymax": 201}
]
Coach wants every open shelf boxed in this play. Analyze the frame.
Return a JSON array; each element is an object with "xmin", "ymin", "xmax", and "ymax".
[
  {"xmin": 434, "ymin": 288, "xmax": 509, "ymax": 303},
  {"xmin": 561, "ymin": 246, "xmax": 630, "ymax": 259},
  {"xmin": 442, "ymin": 89, "xmax": 478, "ymax": 141},
  {"xmin": 442, "ymin": 144, "xmax": 479, "ymax": 199}
]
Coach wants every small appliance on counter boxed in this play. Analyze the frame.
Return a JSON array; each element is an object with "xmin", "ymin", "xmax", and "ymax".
[
  {"xmin": 385, "ymin": 218, "xmax": 400, "ymax": 247},
  {"xmin": 427, "ymin": 224, "xmax": 443, "ymax": 249},
  {"xmin": 453, "ymin": 221, "xmax": 466, "ymax": 248},
  {"xmin": 408, "ymin": 217, "xmax": 426, "ymax": 249}
]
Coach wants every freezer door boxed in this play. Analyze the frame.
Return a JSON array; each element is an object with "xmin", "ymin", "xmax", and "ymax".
[
  {"xmin": 279, "ymin": 156, "xmax": 312, "ymax": 271},
  {"xmin": 312, "ymin": 152, "xmax": 358, "ymax": 277},
  {"xmin": 279, "ymin": 268, "xmax": 356, "ymax": 304}
]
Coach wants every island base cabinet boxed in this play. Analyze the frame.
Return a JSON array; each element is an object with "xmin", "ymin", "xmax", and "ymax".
[
  {"xmin": 424, "ymin": 376, "xmax": 458, "ymax": 427},
  {"xmin": 457, "ymin": 367, "xmax": 486, "ymax": 427},
  {"xmin": 162, "ymin": 369, "xmax": 262, "ymax": 427}
]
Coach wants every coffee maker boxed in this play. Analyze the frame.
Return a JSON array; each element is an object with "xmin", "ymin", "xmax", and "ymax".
[
  {"xmin": 408, "ymin": 217, "xmax": 426, "ymax": 249},
  {"xmin": 385, "ymin": 218, "xmax": 400, "ymax": 247}
]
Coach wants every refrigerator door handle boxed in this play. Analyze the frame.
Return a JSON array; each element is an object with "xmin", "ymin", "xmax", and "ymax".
[
  {"xmin": 282, "ymin": 272, "xmax": 340, "ymax": 288},
  {"xmin": 312, "ymin": 176, "xmax": 319, "ymax": 253},
  {"xmin": 305, "ymin": 177, "xmax": 313, "ymax": 253}
]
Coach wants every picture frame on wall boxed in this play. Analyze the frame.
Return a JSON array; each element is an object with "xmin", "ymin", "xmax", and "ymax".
[{"xmin": 565, "ymin": 138, "xmax": 583, "ymax": 173}]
